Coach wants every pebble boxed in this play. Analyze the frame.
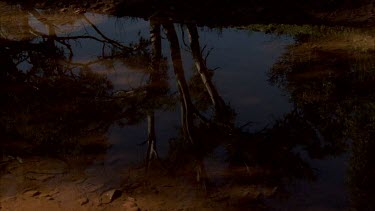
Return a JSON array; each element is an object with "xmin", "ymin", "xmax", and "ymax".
[
  {"xmin": 24, "ymin": 190, "xmax": 41, "ymax": 197},
  {"xmin": 100, "ymin": 189, "xmax": 122, "ymax": 204},
  {"xmin": 78, "ymin": 197, "xmax": 89, "ymax": 205},
  {"xmin": 123, "ymin": 197, "xmax": 140, "ymax": 211}
]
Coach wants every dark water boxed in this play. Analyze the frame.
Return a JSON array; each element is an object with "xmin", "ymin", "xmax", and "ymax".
[{"xmin": 1, "ymin": 5, "xmax": 375, "ymax": 211}]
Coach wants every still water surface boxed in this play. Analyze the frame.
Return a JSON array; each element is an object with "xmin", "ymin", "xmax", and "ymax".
[{"xmin": 1, "ymin": 8, "xmax": 374, "ymax": 211}]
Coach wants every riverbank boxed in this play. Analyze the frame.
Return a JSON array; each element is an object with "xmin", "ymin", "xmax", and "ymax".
[{"xmin": 3, "ymin": 0, "xmax": 375, "ymax": 27}]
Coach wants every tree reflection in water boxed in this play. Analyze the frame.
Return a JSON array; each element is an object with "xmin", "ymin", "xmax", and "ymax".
[
  {"xmin": 0, "ymin": 9, "xmax": 152, "ymax": 155},
  {"xmin": 0, "ymin": 5, "xmax": 375, "ymax": 210},
  {"xmin": 268, "ymin": 28, "xmax": 375, "ymax": 210}
]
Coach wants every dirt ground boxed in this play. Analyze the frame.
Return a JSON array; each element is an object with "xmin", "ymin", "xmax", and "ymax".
[{"xmin": 0, "ymin": 155, "xmax": 275, "ymax": 211}]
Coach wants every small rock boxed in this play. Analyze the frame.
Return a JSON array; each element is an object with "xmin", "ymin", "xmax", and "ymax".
[
  {"xmin": 40, "ymin": 193, "xmax": 51, "ymax": 198},
  {"xmin": 24, "ymin": 190, "xmax": 41, "ymax": 197},
  {"xmin": 79, "ymin": 197, "xmax": 89, "ymax": 206},
  {"xmin": 40, "ymin": 192, "xmax": 56, "ymax": 202},
  {"xmin": 100, "ymin": 189, "xmax": 122, "ymax": 204},
  {"xmin": 123, "ymin": 200, "xmax": 139, "ymax": 211}
]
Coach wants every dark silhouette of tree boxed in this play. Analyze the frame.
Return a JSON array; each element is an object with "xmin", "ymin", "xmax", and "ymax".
[{"xmin": 0, "ymin": 10, "xmax": 163, "ymax": 155}]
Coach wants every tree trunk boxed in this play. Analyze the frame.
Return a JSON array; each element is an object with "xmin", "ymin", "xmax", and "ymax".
[{"xmin": 163, "ymin": 22, "xmax": 195, "ymax": 144}]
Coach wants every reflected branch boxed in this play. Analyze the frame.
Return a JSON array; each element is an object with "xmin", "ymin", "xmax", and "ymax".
[
  {"xmin": 144, "ymin": 19, "xmax": 163, "ymax": 171},
  {"xmin": 187, "ymin": 24, "xmax": 226, "ymax": 115},
  {"xmin": 146, "ymin": 112, "xmax": 158, "ymax": 171},
  {"xmin": 82, "ymin": 15, "xmax": 133, "ymax": 52}
]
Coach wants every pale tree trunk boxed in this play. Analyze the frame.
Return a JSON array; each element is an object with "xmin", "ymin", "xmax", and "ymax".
[
  {"xmin": 163, "ymin": 22, "xmax": 195, "ymax": 144},
  {"xmin": 187, "ymin": 24, "xmax": 226, "ymax": 114},
  {"xmin": 145, "ymin": 19, "xmax": 162, "ymax": 170}
]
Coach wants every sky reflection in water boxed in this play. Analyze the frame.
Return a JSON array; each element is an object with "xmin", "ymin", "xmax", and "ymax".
[{"xmin": 1, "ymin": 9, "xmax": 374, "ymax": 210}]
